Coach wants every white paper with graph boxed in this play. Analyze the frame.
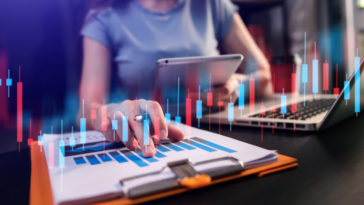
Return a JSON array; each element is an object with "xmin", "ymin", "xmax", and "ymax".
[{"xmin": 42, "ymin": 123, "xmax": 277, "ymax": 204}]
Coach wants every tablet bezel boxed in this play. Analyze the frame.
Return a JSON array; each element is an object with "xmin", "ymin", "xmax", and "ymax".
[{"xmin": 154, "ymin": 54, "xmax": 244, "ymax": 91}]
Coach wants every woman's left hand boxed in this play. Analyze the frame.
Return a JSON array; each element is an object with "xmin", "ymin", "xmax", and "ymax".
[
  {"xmin": 211, "ymin": 73, "xmax": 247, "ymax": 109},
  {"xmin": 190, "ymin": 73, "xmax": 247, "ymax": 110}
]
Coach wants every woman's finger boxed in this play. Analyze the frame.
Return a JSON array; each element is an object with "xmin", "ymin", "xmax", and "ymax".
[
  {"xmin": 95, "ymin": 105, "xmax": 116, "ymax": 142},
  {"xmin": 103, "ymin": 118, "xmax": 118, "ymax": 142},
  {"xmin": 142, "ymin": 137, "xmax": 156, "ymax": 157},
  {"xmin": 133, "ymin": 119, "xmax": 155, "ymax": 157},
  {"xmin": 105, "ymin": 109, "xmax": 122, "ymax": 142},
  {"xmin": 126, "ymin": 134, "xmax": 139, "ymax": 151},
  {"xmin": 124, "ymin": 115, "xmax": 139, "ymax": 151},
  {"xmin": 145, "ymin": 101, "xmax": 168, "ymax": 140},
  {"xmin": 167, "ymin": 124, "xmax": 184, "ymax": 142},
  {"xmin": 124, "ymin": 100, "xmax": 156, "ymax": 157},
  {"xmin": 117, "ymin": 101, "xmax": 139, "ymax": 150},
  {"xmin": 112, "ymin": 111, "xmax": 135, "ymax": 150}
]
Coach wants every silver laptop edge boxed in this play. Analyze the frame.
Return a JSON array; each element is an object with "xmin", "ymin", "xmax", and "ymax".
[{"xmin": 205, "ymin": 58, "xmax": 364, "ymax": 132}]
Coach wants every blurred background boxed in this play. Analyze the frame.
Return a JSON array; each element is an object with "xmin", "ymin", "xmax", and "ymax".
[{"xmin": 0, "ymin": 0, "xmax": 364, "ymax": 153}]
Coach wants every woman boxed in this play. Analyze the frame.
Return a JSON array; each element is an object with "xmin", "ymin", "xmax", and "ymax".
[{"xmin": 79, "ymin": 0, "xmax": 272, "ymax": 157}]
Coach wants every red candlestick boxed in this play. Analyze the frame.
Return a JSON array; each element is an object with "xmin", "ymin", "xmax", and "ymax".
[
  {"xmin": 249, "ymin": 77, "xmax": 255, "ymax": 114},
  {"xmin": 323, "ymin": 61, "xmax": 329, "ymax": 92}
]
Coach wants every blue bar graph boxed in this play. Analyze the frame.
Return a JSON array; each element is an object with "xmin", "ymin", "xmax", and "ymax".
[
  {"xmin": 302, "ymin": 64, "xmax": 308, "ymax": 84},
  {"xmin": 80, "ymin": 118, "xmax": 86, "ymax": 144},
  {"xmin": 122, "ymin": 116, "xmax": 128, "ymax": 141},
  {"xmin": 228, "ymin": 102, "xmax": 234, "ymax": 122},
  {"xmin": 59, "ymin": 140, "xmax": 65, "ymax": 168},
  {"xmin": 69, "ymin": 137, "xmax": 75, "ymax": 148},
  {"xmin": 312, "ymin": 42, "xmax": 318, "ymax": 94},
  {"xmin": 183, "ymin": 139, "xmax": 216, "ymax": 152},
  {"xmin": 197, "ymin": 85, "xmax": 202, "ymax": 127},
  {"xmin": 196, "ymin": 100, "xmax": 202, "ymax": 119},
  {"xmin": 73, "ymin": 157, "xmax": 86, "ymax": 165},
  {"xmin": 38, "ymin": 135, "xmax": 43, "ymax": 146},
  {"xmin": 165, "ymin": 99, "xmax": 171, "ymax": 123},
  {"xmin": 120, "ymin": 150, "xmax": 148, "ymax": 167},
  {"xmin": 344, "ymin": 77, "xmax": 350, "ymax": 103},
  {"xmin": 191, "ymin": 137, "xmax": 236, "ymax": 153},
  {"xmin": 156, "ymin": 145, "xmax": 170, "ymax": 152},
  {"xmin": 165, "ymin": 113, "xmax": 171, "ymax": 124},
  {"xmin": 86, "ymin": 155, "xmax": 101, "ymax": 165},
  {"xmin": 162, "ymin": 142, "xmax": 184, "ymax": 152},
  {"xmin": 228, "ymin": 101, "xmax": 234, "ymax": 131},
  {"xmin": 70, "ymin": 127, "xmax": 75, "ymax": 148},
  {"xmin": 176, "ymin": 76, "xmax": 181, "ymax": 123},
  {"xmin": 69, "ymin": 137, "xmax": 240, "ymax": 167},
  {"xmin": 109, "ymin": 151, "xmax": 128, "ymax": 163},
  {"xmin": 155, "ymin": 151, "xmax": 166, "ymax": 158},
  {"xmin": 144, "ymin": 119, "xmax": 150, "ymax": 145},
  {"xmin": 302, "ymin": 63, "xmax": 308, "ymax": 106},
  {"xmin": 112, "ymin": 119, "xmax": 118, "ymax": 130},
  {"xmin": 355, "ymin": 55, "xmax": 360, "ymax": 114},
  {"xmin": 175, "ymin": 141, "xmax": 196, "ymax": 150},
  {"xmin": 6, "ymin": 78, "xmax": 11, "ymax": 86},
  {"xmin": 6, "ymin": 70, "xmax": 12, "ymax": 98},
  {"xmin": 302, "ymin": 32, "xmax": 308, "ymax": 83},
  {"xmin": 138, "ymin": 153, "xmax": 158, "ymax": 163},
  {"xmin": 281, "ymin": 89, "xmax": 287, "ymax": 116},
  {"xmin": 98, "ymin": 153, "xmax": 112, "ymax": 162},
  {"xmin": 302, "ymin": 32, "xmax": 308, "ymax": 105},
  {"xmin": 312, "ymin": 60, "xmax": 318, "ymax": 94},
  {"xmin": 65, "ymin": 142, "xmax": 125, "ymax": 157},
  {"xmin": 175, "ymin": 116, "xmax": 181, "ymax": 123},
  {"xmin": 238, "ymin": 83, "xmax": 245, "ymax": 111}
]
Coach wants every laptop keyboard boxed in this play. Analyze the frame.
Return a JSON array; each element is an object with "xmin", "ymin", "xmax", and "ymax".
[{"xmin": 249, "ymin": 98, "xmax": 336, "ymax": 121}]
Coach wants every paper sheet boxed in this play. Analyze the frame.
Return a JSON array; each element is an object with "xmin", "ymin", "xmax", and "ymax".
[{"xmin": 42, "ymin": 123, "xmax": 277, "ymax": 204}]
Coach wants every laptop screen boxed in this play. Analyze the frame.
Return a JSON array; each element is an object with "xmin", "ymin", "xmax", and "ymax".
[{"xmin": 319, "ymin": 58, "xmax": 364, "ymax": 130}]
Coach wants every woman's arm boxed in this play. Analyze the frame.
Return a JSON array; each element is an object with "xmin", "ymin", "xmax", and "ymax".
[
  {"xmin": 79, "ymin": 37, "xmax": 111, "ymax": 123},
  {"xmin": 222, "ymin": 13, "xmax": 273, "ymax": 98},
  {"xmin": 79, "ymin": 37, "xmax": 183, "ymax": 157}
]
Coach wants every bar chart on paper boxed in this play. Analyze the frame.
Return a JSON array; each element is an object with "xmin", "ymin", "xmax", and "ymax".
[
  {"xmin": 42, "ymin": 126, "xmax": 277, "ymax": 173},
  {"xmin": 41, "ymin": 125, "xmax": 277, "ymax": 205},
  {"xmin": 59, "ymin": 133, "xmax": 237, "ymax": 168}
]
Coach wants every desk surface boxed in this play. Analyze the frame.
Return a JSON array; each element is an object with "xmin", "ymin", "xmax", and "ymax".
[{"xmin": 1, "ymin": 114, "xmax": 364, "ymax": 204}]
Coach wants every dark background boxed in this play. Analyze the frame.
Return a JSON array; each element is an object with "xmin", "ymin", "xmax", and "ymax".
[{"xmin": 0, "ymin": 0, "xmax": 361, "ymax": 204}]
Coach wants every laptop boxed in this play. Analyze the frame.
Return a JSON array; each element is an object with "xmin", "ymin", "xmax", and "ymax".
[{"xmin": 206, "ymin": 59, "xmax": 364, "ymax": 131}]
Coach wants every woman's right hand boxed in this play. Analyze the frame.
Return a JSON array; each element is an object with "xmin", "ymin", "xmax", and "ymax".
[{"xmin": 92, "ymin": 99, "xmax": 184, "ymax": 157}]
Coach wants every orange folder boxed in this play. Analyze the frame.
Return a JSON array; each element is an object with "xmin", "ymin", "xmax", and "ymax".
[{"xmin": 30, "ymin": 143, "xmax": 298, "ymax": 205}]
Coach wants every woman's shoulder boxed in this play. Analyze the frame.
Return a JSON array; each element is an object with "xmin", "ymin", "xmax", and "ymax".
[
  {"xmin": 85, "ymin": 1, "xmax": 131, "ymax": 23},
  {"xmin": 85, "ymin": 7, "xmax": 114, "ymax": 24},
  {"xmin": 190, "ymin": 0, "xmax": 235, "ymax": 14},
  {"xmin": 207, "ymin": 0, "xmax": 236, "ymax": 9}
]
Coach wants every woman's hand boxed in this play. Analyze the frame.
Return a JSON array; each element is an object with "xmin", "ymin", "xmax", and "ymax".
[
  {"xmin": 211, "ymin": 73, "xmax": 247, "ymax": 108},
  {"xmin": 221, "ymin": 13, "xmax": 273, "ymax": 99},
  {"xmin": 190, "ymin": 73, "xmax": 247, "ymax": 109},
  {"xmin": 93, "ymin": 99, "xmax": 184, "ymax": 157}
]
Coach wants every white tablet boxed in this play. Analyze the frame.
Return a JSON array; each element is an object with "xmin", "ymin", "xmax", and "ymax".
[{"xmin": 155, "ymin": 54, "xmax": 243, "ymax": 88}]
